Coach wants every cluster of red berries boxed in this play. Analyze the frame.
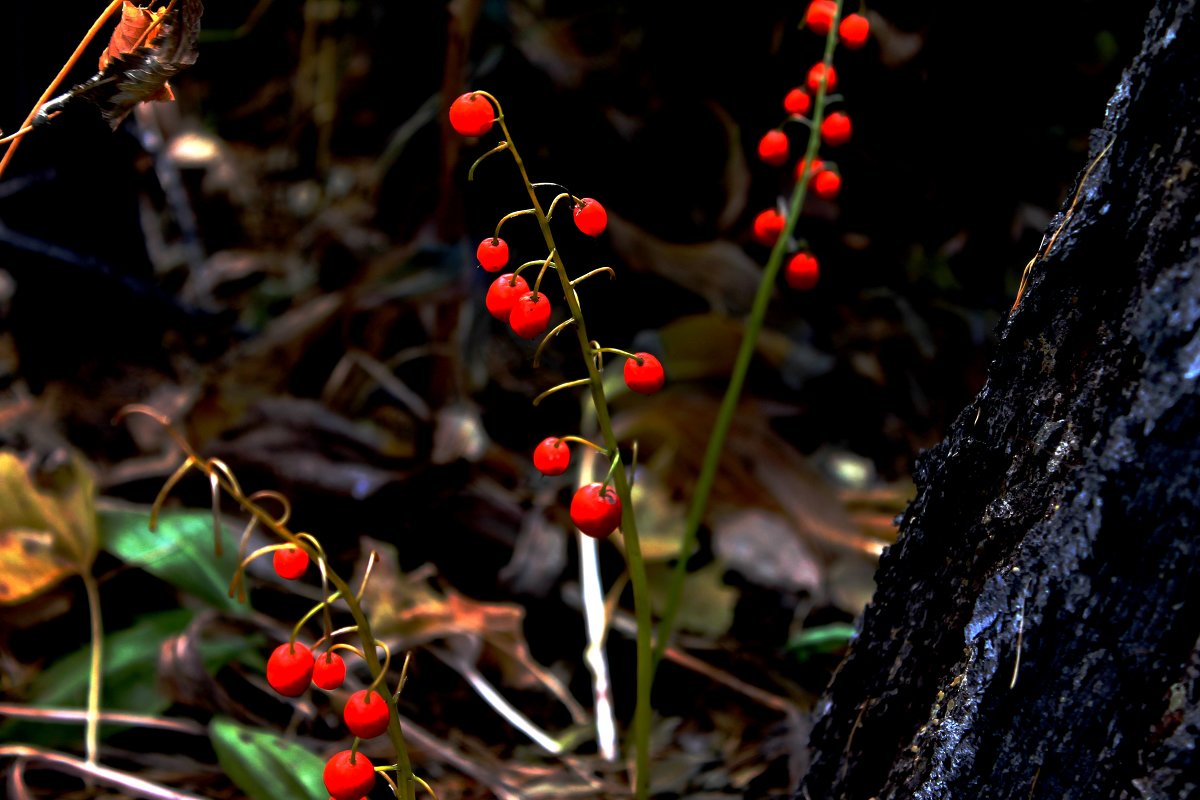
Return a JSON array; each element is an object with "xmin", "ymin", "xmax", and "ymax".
[
  {"xmin": 262, "ymin": 549, "xmax": 394, "ymax": 799},
  {"xmin": 450, "ymin": 90, "xmax": 670, "ymax": 541},
  {"xmin": 751, "ymin": 1, "xmax": 869, "ymax": 291}
]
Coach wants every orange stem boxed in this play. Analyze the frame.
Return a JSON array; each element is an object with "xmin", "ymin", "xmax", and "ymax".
[{"xmin": 0, "ymin": 0, "xmax": 124, "ymax": 180}]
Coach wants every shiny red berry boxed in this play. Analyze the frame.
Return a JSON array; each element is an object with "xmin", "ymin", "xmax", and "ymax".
[
  {"xmin": 312, "ymin": 651, "xmax": 346, "ymax": 691},
  {"xmin": 752, "ymin": 209, "xmax": 786, "ymax": 247},
  {"xmin": 533, "ymin": 437, "xmax": 571, "ymax": 476},
  {"xmin": 324, "ymin": 750, "xmax": 375, "ymax": 800},
  {"xmin": 805, "ymin": 0, "xmax": 837, "ymax": 35},
  {"xmin": 624, "ymin": 353, "xmax": 665, "ymax": 395},
  {"xmin": 573, "ymin": 198, "xmax": 608, "ymax": 236},
  {"xmin": 449, "ymin": 92, "xmax": 494, "ymax": 137},
  {"xmin": 266, "ymin": 642, "xmax": 314, "ymax": 697},
  {"xmin": 839, "ymin": 13, "xmax": 870, "ymax": 49},
  {"xmin": 785, "ymin": 252, "xmax": 820, "ymax": 290},
  {"xmin": 783, "ymin": 88, "xmax": 812, "ymax": 116},
  {"xmin": 485, "ymin": 274, "xmax": 529, "ymax": 322},
  {"xmin": 757, "ymin": 130, "xmax": 789, "ymax": 167},
  {"xmin": 821, "ymin": 112, "xmax": 852, "ymax": 146},
  {"xmin": 795, "ymin": 157, "xmax": 826, "ymax": 181},
  {"xmin": 343, "ymin": 690, "xmax": 390, "ymax": 739},
  {"xmin": 477, "ymin": 238, "xmax": 509, "ymax": 272},
  {"xmin": 806, "ymin": 63, "xmax": 837, "ymax": 93},
  {"xmin": 272, "ymin": 545, "xmax": 309, "ymax": 580},
  {"xmin": 570, "ymin": 483, "xmax": 623, "ymax": 539},
  {"xmin": 814, "ymin": 170, "xmax": 842, "ymax": 199},
  {"xmin": 509, "ymin": 292, "xmax": 551, "ymax": 339}
]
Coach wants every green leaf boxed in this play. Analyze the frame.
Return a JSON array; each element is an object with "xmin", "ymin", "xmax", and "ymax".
[
  {"xmin": 98, "ymin": 506, "xmax": 244, "ymax": 613},
  {"xmin": 785, "ymin": 622, "xmax": 856, "ymax": 662},
  {"xmin": 209, "ymin": 716, "xmax": 327, "ymax": 800},
  {"xmin": 647, "ymin": 561, "xmax": 738, "ymax": 639}
]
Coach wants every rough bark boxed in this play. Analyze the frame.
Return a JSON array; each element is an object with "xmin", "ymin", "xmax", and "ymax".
[{"xmin": 797, "ymin": 1, "xmax": 1200, "ymax": 798}]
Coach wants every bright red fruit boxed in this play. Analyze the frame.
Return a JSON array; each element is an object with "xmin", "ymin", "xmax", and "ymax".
[
  {"xmin": 806, "ymin": 63, "xmax": 837, "ymax": 93},
  {"xmin": 272, "ymin": 545, "xmax": 308, "ymax": 580},
  {"xmin": 312, "ymin": 651, "xmax": 346, "ymax": 691},
  {"xmin": 752, "ymin": 209, "xmax": 785, "ymax": 246},
  {"xmin": 324, "ymin": 750, "xmax": 375, "ymax": 800},
  {"xmin": 509, "ymin": 292, "xmax": 551, "ymax": 339},
  {"xmin": 449, "ymin": 92, "xmax": 494, "ymax": 137},
  {"xmin": 266, "ymin": 642, "xmax": 314, "ymax": 697},
  {"xmin": 570, "ymin": 483, "xmax": 623, "ymax": 539},
  {"xmin": 814, "ymin": 170, "xmax": 842, "ymax": 199},
  {"xmin": 795, "ymin": 157, "xmax": 826, "ymax": 181},
  {"xmin": 477, "ymin": 238, "xmax": 509, "ymax": 272},
  {"xmin": 624, "ymin": 353, "xmax": 665, "ymax": 394},
  {"xmin": 821, "ymin": 112, "xmax": 852, "ymax": 146},
  {"xmin": 785, "ymin": 252, "xmax": 820, "ymax": 290},
  {"xmin": 344, "ymin": 690, "xmax": 390, "ymax": 739},
  {"xmin": 533, "ymin": 437, "xmax": 571, "ymax": 476},
  {"xmin": 573, "ymin": 198, "xmax": 608, "ymax": 237},
  {"xmin": 783, "ymin": 88, "xmax": 812, "ymax": 116},
  {"xmin": 485, "ymin": 274, "xmax": 529, "ymax": 322},
  {"xmin": 757, "ymin": 130, "xmax": 789, "ymax": 167},
  {"xmin": 839, "ymin": 13, "xmax": 870, "ymax": 49},
  {"xmin": 805, "ymin": 0, "xmax": 838, "ymax": 35}
]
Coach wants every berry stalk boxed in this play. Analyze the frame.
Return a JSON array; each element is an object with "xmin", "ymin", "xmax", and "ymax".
[
  {"xmin": 653, "ymin": 0, "xmax": 846, "ymax": 668},
  {"xmin": 476, "ymin": 92, "xmax": 655, "ymax": 800}
]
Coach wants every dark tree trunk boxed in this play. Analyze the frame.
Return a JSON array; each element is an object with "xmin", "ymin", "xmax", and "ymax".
[{"xmin": 797, "ymin": 2, "xmax": 1200, "ymax": 798}]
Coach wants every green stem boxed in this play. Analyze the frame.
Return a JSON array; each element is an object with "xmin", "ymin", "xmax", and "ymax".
[
  {"xmin": 652, "ymin": 0, "xmax": 844, "ymax": 669},
  {"xmin": 82, "ymin": 570, "xmax": 103, "ymax": 768},
  {"xmin": 493, "ymin": 108, "xmax": 654, "ymax": 800}
]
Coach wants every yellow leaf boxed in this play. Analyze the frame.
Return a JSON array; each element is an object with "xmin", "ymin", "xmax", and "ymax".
[{"xmin": 0, "ymin": 451, "xmax": 97, "ymax": 605}]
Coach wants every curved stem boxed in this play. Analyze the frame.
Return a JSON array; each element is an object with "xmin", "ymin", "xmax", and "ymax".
[
  {"xmin": 570, "ymin": 267, "xmax": 615, "ymax": 287},
  {"xmin": 544, "ymin": 192, "xmax": 573, "ymax": 221},
  {"xmin": 494, "ymin": 208, "xmax": 536, "ymax": 239},
  {"xmin": 468, "ymin": 141, "xmax": 509, "ymax": 181},
  {"xmin": 653, "ymin": 1, "xmax": 844, "ymax": 669},
  {"xmin": 494, "ymin": 114, "xmax": 654, "ymax": 800},
  {"xmin": 532, "ymin": 318, "xmax": 577, "ymax": 367},
  {"xmin": 557, "ymin": 435, "xmax": 609, "ymax": 455},
  {"xmin": 592, "ymin": 346, "xmax": 642, "ymax": 364},
  {"xmin": 530, "ymin": 249, "xmax": 558, "ymax": 298},
  {"xmin": 532, "ymin": 378, "xmax": 591, "ymax": 407}
]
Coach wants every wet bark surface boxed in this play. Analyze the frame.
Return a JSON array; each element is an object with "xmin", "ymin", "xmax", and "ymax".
[{"xmin": 797, "ymin": 1, "xmax": 1200, "ymax": 798}]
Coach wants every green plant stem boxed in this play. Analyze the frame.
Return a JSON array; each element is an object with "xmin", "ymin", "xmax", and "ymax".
[
  {"xmin": 493, "ymin": 109, "xmax": 654, "ymax": 800},
  {"xmin": 653, "ymin": 0, "xmax": 844, "ymax": 670},
  {"xmin": 82, "ymin": 570, "xmax": 103, "ymax": 768}
]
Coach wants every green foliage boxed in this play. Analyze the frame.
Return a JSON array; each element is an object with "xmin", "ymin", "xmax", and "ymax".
[
  {"xmin": 98, "ymin": 507, "xmax": 245, "ymax": 614},
  {"xmin": 785, "ymin": 622, "xmax": 856, "ymax": 662},
  {"xmin": 210, "ymin": 716, "xmax": 328, "ymax": 800}
]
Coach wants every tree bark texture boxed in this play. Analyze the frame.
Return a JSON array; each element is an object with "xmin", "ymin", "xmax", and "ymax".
[{"xmin": 797, "ymin": 2, "xmax": 1200, "ymax": 798}]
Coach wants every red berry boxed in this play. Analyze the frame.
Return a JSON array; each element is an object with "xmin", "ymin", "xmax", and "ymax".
[
  {"xmin": 814, "ymin": 170, "xmax": 842, "ymax": 199},
  {"xmin": 449, "ymin": 92, "xmax": 494, "ymax": 137},
  {"xmin": 570, "ymin": 483, "xmax": 623, "ymax": 539},
  {"xmin": 752, "ymin": 209, "xmax": 786, "ymax": 247},
  {"xmin": 272, "ymin": 545, "xmax": 309, "ymax": 580},
  {"xmin": 324, "ymin": 750, "xmax": 375, "ymax": 800},
  {"xmin": 805, "ymin": 0, "xmax": 838, "ymax": 35},
  {"xmin": 266, "ymin": 642, "xmax": 314, "ymax": 697},
  {"xmin": 839, "ymin": 13, "xmax": 870, "ymax": 49},
  {"xmin": 573, "ymin": 198, "xmax": 608, "ymax": 237},
  {"xmin": 757, "ymin": 130, "xmax": 789, "ymax": 167},
  {"xmin": 785, "ymin": 252, "xmax": 820, "ymax": 290},
  {"xmin": 476, "ymin": 238, "xmax": 509, "ymax": 272},
  {"xmin": 533, "ymin": 437, "xmax": 571, "ymax": 476},
  {"xmin": 485, "ymin": 274, "xmax": 529, "ymax": 322},
  {"xmin": 821, "ymin": 112, "xmax": 852, "ymax": 146},
  {"xmin": 312, "ymin": 651, "xmax": 346, "ymax": 691},
  {"xmin": 795, "ymin": 157, "xmax": 826, "ymax": 181},
  {"xmin": 807, "ymin": 63, "xmax": 837, "ymax": 94},
  {"xmin": 783, "ymin": 88, "xmax": 812, "ymax": 116},
  {"xmin": 344, "ymin": 690, "xmax": 390, "ymax": 739},
  {"xmin": 509, "ymin": 292, "xmax": 551, "ymax": 339},
  {"xmin": 623, "ymin": 352, "xmax": 665, "ymax": 395}
]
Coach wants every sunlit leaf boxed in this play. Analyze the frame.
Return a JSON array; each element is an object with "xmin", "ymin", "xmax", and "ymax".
[
  {"xmin": 785, "ymin": 622, "xmax": 856, "ymax": 662},
  {"xmin": 209, "ymin": 716, "xmax": 326, "ymax": 800},
  {"xmin": 648, "ymin": 561, "xmax": 737, "ymax": 639},
  {"xmin": 97, "ymin": 506, "xmax": 244, "ymax": 613},
  {"xmin": 0, "ymin": 451, "xmax": 96, "ymax": 605}
]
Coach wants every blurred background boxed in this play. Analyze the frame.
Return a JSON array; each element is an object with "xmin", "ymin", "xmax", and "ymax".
[{"xmin": 0, "ymin": 1, "xmax": 1153, "ymax": 797}]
